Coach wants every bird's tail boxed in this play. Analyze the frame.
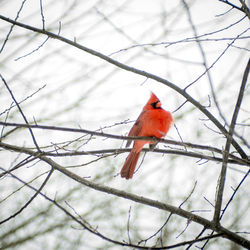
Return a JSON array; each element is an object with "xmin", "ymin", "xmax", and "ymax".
[{"xmin": 120, "ymin": 150, "xmax": 141, "ymax": 179}]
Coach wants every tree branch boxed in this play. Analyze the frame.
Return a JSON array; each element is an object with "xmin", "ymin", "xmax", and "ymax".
[
  {"xmin": 2, "ymin": 169, "xmax": 227, "ymax": 250},
  {"xmin": 0, "ymin": 74, "xmax": 41, "ymax": 152},
  {"xmin": 0, "ymin": 14, "xmax": 247, "ymax": 159},
  {"xmin": 0, "ymin": 167, "xmax": 53, "ymax": 225},
  {"xmin": 0, "ymin": 0, "xmax": 27, "ymax": 53},
  {"xmin": 0, "ymin": 141, "xmax": 249, "ymax": 248},
  {"xmin": 1, "ymin": 122, "xmax": 249, "ymax": 167},
  {"xmin": 213, "ymin": 58, "xmax": 250, "ymax": 224},
  {"xmin": 239, "ymin": 0, "xmax": 250, "ymax": 19}
]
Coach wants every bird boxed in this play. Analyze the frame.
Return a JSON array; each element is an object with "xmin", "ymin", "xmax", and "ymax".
[{"xmin": 120, "ymin": 92, "xmax": 173, "ymax": 179}]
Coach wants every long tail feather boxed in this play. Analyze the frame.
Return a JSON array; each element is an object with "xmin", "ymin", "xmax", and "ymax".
[{"xmin": 120, "ymin": 150, "xmax": 141, "ymax": 179}]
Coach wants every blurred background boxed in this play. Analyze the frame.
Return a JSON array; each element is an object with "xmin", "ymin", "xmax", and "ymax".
[{"xmin": 0, "ymin": 0, "xmax": 249, "ymax": 249}]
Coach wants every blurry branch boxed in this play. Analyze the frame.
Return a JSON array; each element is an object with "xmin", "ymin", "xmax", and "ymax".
[
  {"xmin": 182, "ymin": 0, "xmax": 228, "ymax": 129},
  {"xmin": 0, "ymin": 84, "xmax": 46, "ymax": 117},
  {"xmin": 2, "ymin": 171, "xmax": 130, "ymax": 249},
  {"xmin": 0, "ymin": 14, "xmax": 247, "ymax": 159},
  {"xmin": 110, "ymin": 16, "xmax": 247, "ymax": 55},
  {"xmin": 1, "ymin": 122, "xmax": 249, "ymax": 167},
  {"xmin": 0, "ymin": 185, "xmax": 82, "ymax": 249},
  {"xmin": 213, "ymin": 58, "xmax": 250, "ymax": 224},
  {"xmin": 39, "ymin": 0, "xmax": 45, "ymax": 30},
  {"xmin": 125, "ymin": 206, "xmax": 132, "ymax": 244},
  {"xmin": 139, "ymin": 181, "xmax": 197, "ymax": 246},
  {"xmin": 182, "ymin": 0, "xmax": 250, "ymax": 152},
  {"xmin": 220, "ymin": 169, "xmax": 250, "ymax": 220},
  {"xmin": 0, "ymin": 168, "xmax": 53, "ymax": 225},
  {"xmin": 0, "ymin": 74, "xmax": 40, "ymax": 152},
  {"xmin": 0, "ymin": 142, "xmax": 249, "ymax": 248},
  {"xmin": 110, "ymin": 37, "xmax": 250, "ymax": 56},
  {"xmin": 2, "ymin": 170, "xmax": 225, "ymax": 250},
  {"xmin": 1, "ymin": 221, "xmax": 65, "ymax": 249},
  {"xmin": 0, "ymin": 155, "xmax": 37, "ymax": 178},
  {"xmin": 193, "ymin": 57, "xmax": 250, "ymax": 247},
  {"xmin": 95, "ymin": 7, "xmax": 136, "ymax": 44},
  {"xmin": 184, "ymin": 28, "xmax": 249, "ymax": 90}
]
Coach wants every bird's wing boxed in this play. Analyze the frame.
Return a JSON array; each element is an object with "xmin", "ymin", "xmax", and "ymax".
[{"xmin": 125, "ymin": 113, "xmax": 144, "ymax": 147}]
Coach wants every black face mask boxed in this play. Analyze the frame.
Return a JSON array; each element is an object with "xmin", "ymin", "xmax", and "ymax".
[{"xmin": 151, "ymin": 101, "xmax": 162, "ymax": 109}]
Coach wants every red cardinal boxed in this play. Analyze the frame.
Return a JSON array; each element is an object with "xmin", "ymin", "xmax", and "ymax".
[{"xmin": 120, "ymin": 92, "xmax": 173, "ymax": 179}]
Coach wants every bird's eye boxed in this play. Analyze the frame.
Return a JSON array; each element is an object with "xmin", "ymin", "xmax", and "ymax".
[{"xmin": 151, "ymin": 101, "xmax": 161, "ymax": 109}]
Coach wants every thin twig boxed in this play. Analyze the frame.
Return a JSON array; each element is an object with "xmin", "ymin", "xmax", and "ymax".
[
  {"xmin": 0, "ymin": 155, "xmax": 35, "ymax": 178},
  {"xmin": 0, "ymin": 167, "xmax": 53, "ymax": 225},
  {"xmin": 0, "ymin": 84, "xmax": 46, "ymax": 117},
  {"xmin": 220, "ymin": 169, "xmax": 250, "ymax": 220},
  {"xmin": 0, "ymin": 74, "xmax": 41, "ymax": 152},
  {"xmin": 110, "ymin": 16, "xmax": 247, "ymax": 54},
  {"xmin": 14, "ymin": 36, "xmax": 49, "ymax": 61},
  {"xmin": 182, "ymin": 0, "xmax": 229, "ymax": 130},
  {"xmin": 0, "ymin": 0, "xmax": 27, "ymax": 53},
  {"xmin": 219, "ymin": 0, "xmax": 244, "ymax": 12},
  {"xmin": 184, "ymin": 28, "xmax": 249, "ymax": 90}
]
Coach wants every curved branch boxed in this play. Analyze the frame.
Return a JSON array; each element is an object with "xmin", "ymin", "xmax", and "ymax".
[
  {"xmin": 6, "ymin": 169, "xmax": 225, "ymax": 250},
  {"xmin": 0, "ymin": 168, "xmax": 53, "ymax": 225},
  {"xmin": 0, "ymin": 141, "xmax": 249, "ymax": 248}
]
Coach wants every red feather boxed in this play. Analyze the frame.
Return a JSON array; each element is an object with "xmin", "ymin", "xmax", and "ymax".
[{"xmin": 120, "ymin": 92, "xmax": 173, "ymax": 179}]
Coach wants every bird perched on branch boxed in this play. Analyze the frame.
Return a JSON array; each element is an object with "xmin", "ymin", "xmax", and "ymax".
[{"xmin": 120, "ymin": 92, "xmax": 173, "ymax": 179}]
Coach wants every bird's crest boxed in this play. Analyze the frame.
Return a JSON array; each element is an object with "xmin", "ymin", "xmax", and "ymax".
[{"xmin": 144, "ymin": 92, "xmax": 162, "ymax": 110}]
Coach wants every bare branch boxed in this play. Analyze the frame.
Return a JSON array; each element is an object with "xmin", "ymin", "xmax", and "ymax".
[
  {"xmin": 0, "ymin": 0, "xmax": 27, "ymax": 53},
  {"xmin": 0, "ymin": 74, "xmax": 41, "ymax": 152},
  {"xmin": 39, "ymin": 0, "xmax": 45, "ymax": 29},
  {"xmin": 184, "ymin": 28, "xmax": 249, "ymax": 90},
  {"xmin": 219, "ymin": 0, "xmax": 245, "ymax": 12},
  {"xmin": 182, "ymin": 0, "xmax": 229, "ymax": 129},
  {"xmin": 14, "ymin": 36, "xmax": 49, "ymax": 61},
  {"xmin": 239, "ymin": 0, "xmax": 250, "ymax": 19},
  {"xmin": 0, "ymin": 168, "xmax": 228, "ymax": 249},
  {"xmin": 0, "ymin": 122, "xmax": 249, "ymax": 167},
  {"xmin": 0, "ymin": 84, "xmax": 46, "ymax": 117},
  {"xmin": 0, "ymin": 141, "xmax": 249, "ymax": 248},
  {"xmin": 0, "ymin": 167, "xmax": 53, "ymax": 225},
  {"xmin": 220, "ymin": 0, "xmax": 250, "ymax": 19},
  {"xmin": 220, "ymin": 169, "xmax": 250, "ymax": 220},
  {"xmin": 0, "ymin": 14, "xmax": 247, "ymax": 159},
  {"xmin": 0, "ymin": 3, "xmax": 249, "ymax": 248},
  {"xmin": 213, "ymin": 58, "xmax": 249, "ymax": 224},
  {"xmin": 110, "ymin": 16, "xmax": 247, "ymax": 54}
]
